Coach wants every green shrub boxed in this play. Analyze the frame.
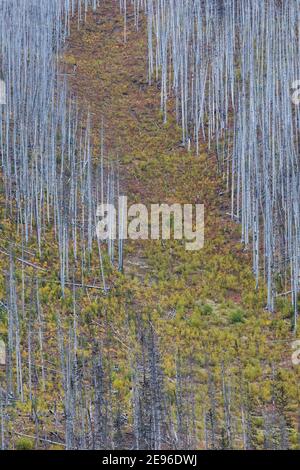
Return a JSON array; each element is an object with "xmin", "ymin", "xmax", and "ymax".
[
  {"xmin": 15, "ymin": 437, "xmax": 34, "ymax": 450},
  {"xmin": 201, "ymin": 304, "xmax": 213, "ymax": 316},
  {"xmin": 230, "ymin": 309, "xmax": 245, "ymax": 324}
]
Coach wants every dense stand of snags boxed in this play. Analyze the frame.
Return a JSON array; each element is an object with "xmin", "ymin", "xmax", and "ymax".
[
  {"xmin": 0, "ymin": 0, "xmax": 112, "ymax": 289},
  {"xmin": 130, "ymin": 0, "xmax": 300, "ymax": 330},
  {"xmin": 0, "ymin": 0, "xmax": 298, "ymax": 450}
]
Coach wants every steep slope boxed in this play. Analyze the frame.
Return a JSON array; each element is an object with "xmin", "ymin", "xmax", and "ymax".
[
  {"xmin": 0, "ymin": 1, "xmax": 299, "ymax": 450},
  {"xmin": 60, "ymin": 3, "xmax": 299, "ymax": 449}
]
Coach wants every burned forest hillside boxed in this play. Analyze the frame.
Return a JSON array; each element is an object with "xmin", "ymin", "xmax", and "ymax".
[{"xmin": 0, "ymin": 0, "xmax": 299, "ymax": 451}]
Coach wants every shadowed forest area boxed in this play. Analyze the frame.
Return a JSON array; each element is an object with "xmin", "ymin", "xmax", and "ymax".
[{"xmin": 0, "ymin": 0, "xmax": 299, "ymax": 451}]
